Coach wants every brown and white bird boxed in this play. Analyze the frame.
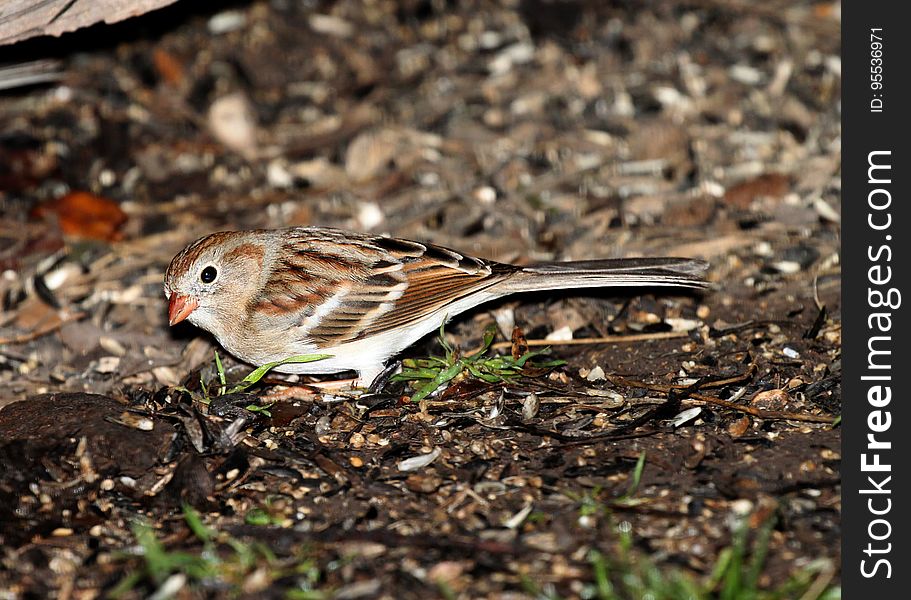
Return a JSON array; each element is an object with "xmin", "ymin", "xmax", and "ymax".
[{"xmin": 164, "ymin": 227, "xmax": 709, "ymax": 386}]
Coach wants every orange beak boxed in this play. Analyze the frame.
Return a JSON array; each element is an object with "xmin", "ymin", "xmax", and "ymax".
[{"xmin": 168, "ymin": 294, "xmax": 199, "ymax": 326}]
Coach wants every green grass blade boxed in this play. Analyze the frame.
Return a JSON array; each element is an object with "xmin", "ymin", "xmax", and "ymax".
[
  {"xmin": 465, "ymin": 362, "xmax": 500, "ymax": 383},
  {"xmin": 393, "ymin": 367, "xmax": 445, "ymax": 380},
  {"xmin": 245, "ymin": 402, "xmax": 274, "ymax": 417},
  {"xmin": 437, "ymin": 320, "xmax": 454, "ymax": 359},
  {"xmin": 588, "ymin": 549, "xmax": 617, "ymax": 600},
  {"xmin": 227, "ymin": 354, "xmax": 332, "ymax": 394},
  {"xmin": 626, "ymin": 452, "xmax": 646, "ymax": 496},
  {"xmin": 744, "ymin": 513, "xmax": 776, "ymax": 592},
  {"xmin": 410, "ymin": 361, "xmax": 464, "ymax": 402},
  {"xmin": 466, "ymin": 325, "xmax": 497, "ymax": 360},
  {"xmin": 720, "ymin": 520, "xmax": 748, "ymax": 600},
  {"xmin": 107, "ymin": 569, "xmax": 145, "ymax": 599},
  {"xmin": 214, "ymin": 351, "xmax": 227, "ymax": 394},
  {"xmin": 515, "ymin": 347, "xmax": 565, "ymax": 368},
  {"xmin": 182, "ymin": 503, "xmax": 214, "ymax": 544},
  {"xmin": 133, "ymin": 521, "xmax": 168, "ymax": 582}
]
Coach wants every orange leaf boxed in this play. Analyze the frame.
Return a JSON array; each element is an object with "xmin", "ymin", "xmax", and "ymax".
[
  {"xmin": 31, "ymin": 192, "xmax": 128, "ymax": 241},
  {"xmin": 153, "ymin": 48, "xmax": 185, "ymax": 87}
]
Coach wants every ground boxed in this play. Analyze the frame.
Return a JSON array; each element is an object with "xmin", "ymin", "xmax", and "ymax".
[{"xmin": 0, "ymin": 1, "xmax": 840, "ymax": 597}]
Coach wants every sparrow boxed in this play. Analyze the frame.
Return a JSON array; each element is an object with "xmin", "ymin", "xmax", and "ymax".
[{"xmin": 164, "ymin": 227, "xmax": 709, "ymax": 386}]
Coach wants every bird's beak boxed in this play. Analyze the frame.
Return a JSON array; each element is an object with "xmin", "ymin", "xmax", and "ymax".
[{"xmin": 168, "ymin": 294, "xmax": 199, "ymax": 326}]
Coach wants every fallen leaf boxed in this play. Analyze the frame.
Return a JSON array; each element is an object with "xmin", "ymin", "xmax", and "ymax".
[
  {"xmin": 31, "ymin": 191, "xmax": 127, "ymax": 241},
  {"xmin": 723, "ymin": 173, "xmax": 791, "ymax": 210},
  {"xmin": 152, "ymin": 48, "xmax": 185, "ymax": 86}
]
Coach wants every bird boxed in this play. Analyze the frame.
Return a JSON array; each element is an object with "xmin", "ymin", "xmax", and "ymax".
[{"xmin": 164, "ymin": 226, "xmax": 709, "ymax": 387}]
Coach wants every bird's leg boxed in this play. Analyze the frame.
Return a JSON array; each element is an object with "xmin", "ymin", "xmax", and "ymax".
[
  {"xmin": 304, "ymin": 378, "xmax": 361, "ymax": 391},
  {"xmin": 367, "ymin": 361, "xmax": 402, "ymax": 394},
  {"xmin": 259, "ymin": 364, "xmax": 397, "ymax": 401}
]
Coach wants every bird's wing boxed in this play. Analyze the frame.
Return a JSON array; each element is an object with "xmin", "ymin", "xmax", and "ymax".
[{"xmin": 253, "ymin": 228, "xmax": 512, "ymax": 345}]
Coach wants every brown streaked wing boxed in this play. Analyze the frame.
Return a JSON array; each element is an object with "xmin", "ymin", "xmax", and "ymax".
[
  {"xmin": 253, "ymin": 242, "xmax": 373, "ymax": 319},
  {"xmin": 305, "ymin": 256, "xmax": 513, "ymax": 343},
  {"xmin": 261, "ymin": 230, "xmax": 515, "ymax": 344}
]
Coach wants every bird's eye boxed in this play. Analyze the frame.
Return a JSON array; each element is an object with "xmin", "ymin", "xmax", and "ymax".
[{"xmin": 200, "ymin": 266, "xmax": 218, "ymax": 284}]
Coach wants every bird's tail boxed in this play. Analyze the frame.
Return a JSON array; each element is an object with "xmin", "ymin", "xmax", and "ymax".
[{"xmin": 502, "ymin": 258, "xmax": 710, "ymax": 293}]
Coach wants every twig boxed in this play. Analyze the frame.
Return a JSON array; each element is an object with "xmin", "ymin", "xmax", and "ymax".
[
  {"xmin": 606, "ymin": 369, "xmax": 838, "ymax": 424},
  {"xmin": 0, "ymin": 310, "xmax": 85, "ymax": 344},
  {"xmin": 606, "ymin": 363, "xmax": 757, "ymax": 392},
  {"xmin": 490, "ymin": 330, "xmax": 691, "ymax": 350},
  {"xmin": 686, "ymin": 392, "xmax": 837, "ymax": 424}
]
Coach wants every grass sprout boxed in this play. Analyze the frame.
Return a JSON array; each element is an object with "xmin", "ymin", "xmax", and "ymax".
[
  {"xmin": 612, "ymin": 451, "xmax": 648, "ymax": 507},
  {"xmin": 177, "ymin": 351, "xmax": 332, "ymax": 414},
  {"xmin": 392, "ymin": 323, "xmax": 564, "ymax": 402},
  {"xmin": 110, "ymin": 504, "xmax": 311, "ymax": 598},
  {"xmin": 546, "ymin": 459, "xmax": 841, "ymax": 600},
  {"xmin": 518, "ymin": 514, "xmax": 839, "ymax": 600}
]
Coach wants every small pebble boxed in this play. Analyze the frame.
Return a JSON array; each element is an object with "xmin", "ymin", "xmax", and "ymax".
[
  {"xmin": 585, "ymin": 366, "xmax": 606, "ymax": 381},
  {"xmin": 546, "ymin": 325, "xmax": 573, "ymax": 341},
  {"xmin": 782, "ymin": 346, "xmax": 800, "ymax": 359},
  {"xmin": 473, "ymin": 186, "xmax": 497, "ymax": 204},
  {"xmin": 522, "ymin": 393, "xmax": 539, "ymax": 419},
  {"xmin": 208, "ymin": 93, "xmax": 258, "ymax": 159},
  {"xmin": 208, "ymin": 10, "xmax": 246, "ymax": 34}
]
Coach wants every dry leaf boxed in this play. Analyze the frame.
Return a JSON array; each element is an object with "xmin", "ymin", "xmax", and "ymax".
[{"xmin": 31, "ymin": 192, "xmax": 127, "ymax": 241}]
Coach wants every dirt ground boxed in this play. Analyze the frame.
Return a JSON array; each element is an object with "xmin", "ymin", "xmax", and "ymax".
[{"xmin": 0, "ymin": 0, "xmax": 841, "ymax": 597}]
